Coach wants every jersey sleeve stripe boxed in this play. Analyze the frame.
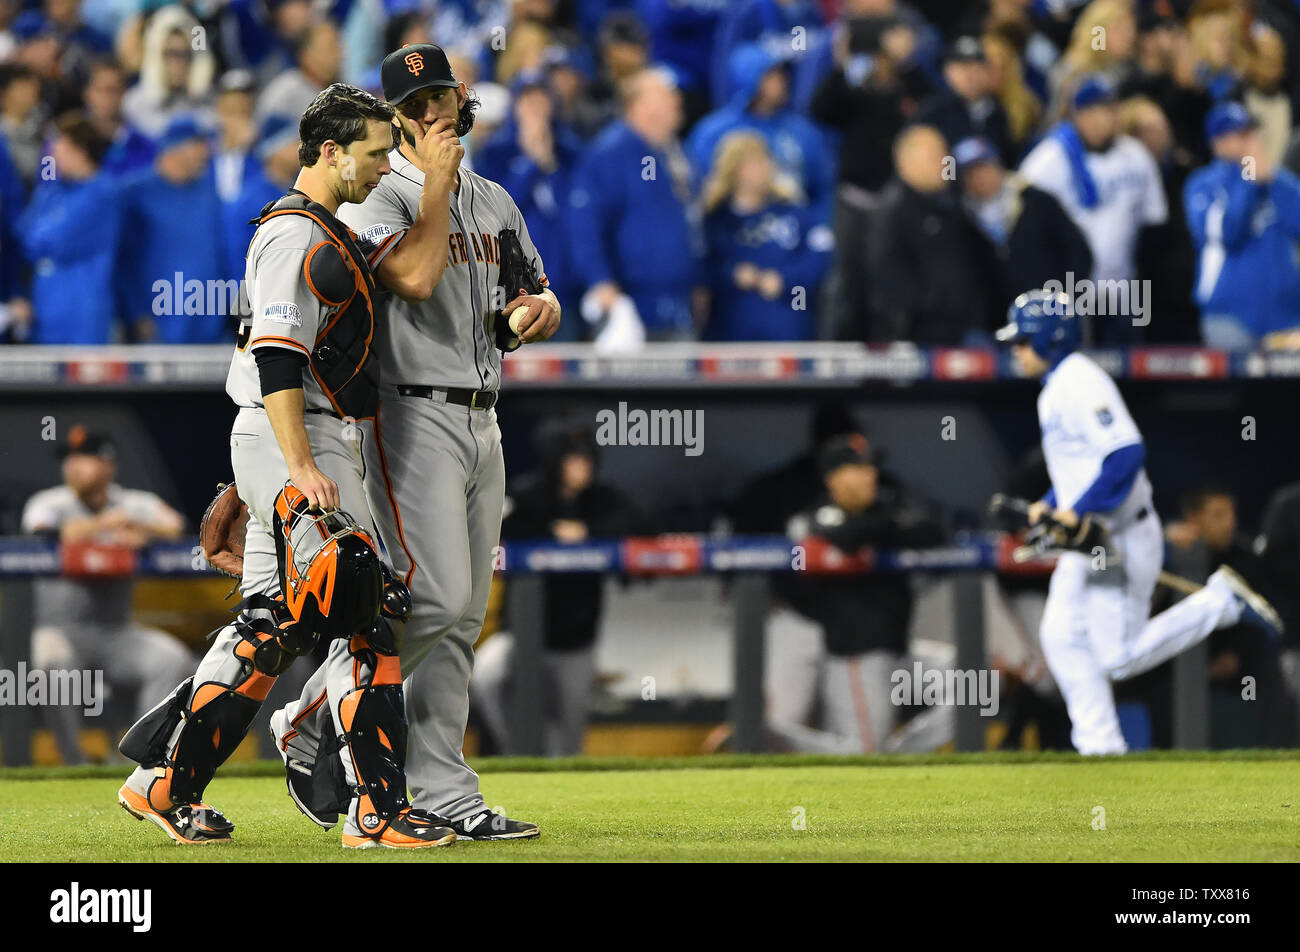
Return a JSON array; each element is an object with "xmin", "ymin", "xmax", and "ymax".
[
  {"xmin": 367, "ymin": 230, "xmax": 405, "ymax": 266},
  {"xmin": 249, "ymin": 335, "xmax": 312, "ymax": 357}
]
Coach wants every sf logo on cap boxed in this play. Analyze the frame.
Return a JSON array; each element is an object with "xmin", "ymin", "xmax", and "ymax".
[{"xmin": 404, "ymin": 51, "xmax": 424, "ymax": 75}]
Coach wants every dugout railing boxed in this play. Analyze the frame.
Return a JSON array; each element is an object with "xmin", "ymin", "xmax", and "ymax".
[
  {"xmin": 0, "ymin": 533, "xmax": 1213, "ymax": 762},
  {"xmin": 0, "ymin": 340, "xmax": 1277, "ymax": 761}
]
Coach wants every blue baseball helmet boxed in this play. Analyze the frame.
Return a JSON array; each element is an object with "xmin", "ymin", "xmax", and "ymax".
[{"xmin": 995, "ymin": 289, "xmax": 1080, "ymax": 363}]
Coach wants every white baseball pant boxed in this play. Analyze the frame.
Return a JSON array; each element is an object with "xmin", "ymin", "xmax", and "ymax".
[{"xmin": 1039, "ymin": 510, "xmax": 1239, "ymax": 754}]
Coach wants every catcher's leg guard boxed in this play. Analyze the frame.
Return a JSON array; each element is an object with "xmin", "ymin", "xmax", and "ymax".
[
  {"xmin": 336, "ymin": 630, "xmax": 411, "ymax": 834},
  {"xmin": 306, "ymin": 716, "xmax": 350, "ymax": 817},
  {"xmin": 119, "ymin": 676, "xmax": 193, "ymax": 765},
  {"xmin": 279, "ymin": 618, "xmax": 408, "ymax": 824},
  {"xmin": 130, "ymin": 621, "xmax": 280, "ymax": 810}
]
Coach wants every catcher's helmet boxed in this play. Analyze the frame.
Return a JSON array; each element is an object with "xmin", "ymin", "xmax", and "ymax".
[
  {"xmin": 995, "ymin": 289, "xmax": 1080, "ymax": 365},
  {"xmin": 272, "ymin": 482, "xmax": 383, "ymax": 638}
]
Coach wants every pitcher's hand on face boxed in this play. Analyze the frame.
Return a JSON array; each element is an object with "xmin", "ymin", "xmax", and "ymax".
[
  {"xmin": 289, "ymin": 463, "xmax": 340, "ymax": 512},
  {"xmin": 404, "ymin": 114, "xmax": 463, "ymax": 182}
]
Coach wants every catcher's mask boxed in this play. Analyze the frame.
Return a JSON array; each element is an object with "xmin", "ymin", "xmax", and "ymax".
[{"xmin": 272, "ymin": 482, "xmax": 383, "ymax": 637}]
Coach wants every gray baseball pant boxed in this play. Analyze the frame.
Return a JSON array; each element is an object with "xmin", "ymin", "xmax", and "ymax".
[
  {"xmin": 123, "ymin": 408, "xmax": 395, "ymax": 834},
  {"xmin": 767, "ymin": 650, "xmax": 899, "ymax": 753},
  {"xmin": 278, "ymin": 390, "xmax": 504, "ymax": 822},
  {"xmin": 33, "ymin": 622, "xmax": 193, "ymax": 765},
  {"xmin": 469, "ymin": 632, "xmax": 596, "ymax": 756}
]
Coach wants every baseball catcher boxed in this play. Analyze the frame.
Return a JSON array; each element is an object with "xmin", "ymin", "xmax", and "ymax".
[{"xmin": 116, "ymin": 83, "xmax": 457, "ymax": 848}]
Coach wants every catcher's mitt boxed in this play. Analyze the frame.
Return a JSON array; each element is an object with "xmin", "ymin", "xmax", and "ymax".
[
  {"xmin": 200, "ymin": 482, "xmax": 248, "ymax": 578},
  {"xmin": 494, "ymin": 226, "xmax": 544, "ymax": 353}
]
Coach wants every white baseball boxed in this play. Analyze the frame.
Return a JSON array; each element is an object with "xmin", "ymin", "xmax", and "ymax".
[{"xmin": 508, "ymin": 305, "xmax": 531, "ymax": 336}]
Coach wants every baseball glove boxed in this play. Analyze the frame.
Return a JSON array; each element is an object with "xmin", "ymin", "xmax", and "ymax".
[
  {"xmin": 200, "ymin": 482, "xmax": 248, "ymax": 578},
  {"xmin": 494, "ymin": 226, "xmax": 544, "ymax": 353}
]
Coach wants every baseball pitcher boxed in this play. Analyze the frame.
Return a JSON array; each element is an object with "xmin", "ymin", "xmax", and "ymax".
[{"xmin": 271, "ymin": 45, "xmax": 560, "ymax": 840}]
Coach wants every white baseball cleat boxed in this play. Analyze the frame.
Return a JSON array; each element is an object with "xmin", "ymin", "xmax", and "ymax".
[{"xmin": 1213, "ymin": 566, "xmax": 1283, "ymax": 640}]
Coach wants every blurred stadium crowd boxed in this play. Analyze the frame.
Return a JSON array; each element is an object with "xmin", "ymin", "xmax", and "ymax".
[{"xmin": 2, "ymin": 0, "xmax": 1300, "ymax": 347}]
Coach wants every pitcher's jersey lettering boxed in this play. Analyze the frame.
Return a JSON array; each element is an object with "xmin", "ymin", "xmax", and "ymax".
[{"xmin": 337, "ymin": 149, "xmax": 546, "ymax": 392}]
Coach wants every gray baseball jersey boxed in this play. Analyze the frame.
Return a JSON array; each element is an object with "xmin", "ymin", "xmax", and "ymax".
[
  {"xmin": 337, "ymin": 148, "xmax": 546, "ymax": 392},
  {"xmin": 24, "ymin": 484, "xmax": 193, "ymax": 767},
  {"xmin": 225, "ymin": 208, "xmax": 403, "ymax": 412},
  {"xmin": 22, "ymin": 484, "xmax": 174, "ymax": 627}
]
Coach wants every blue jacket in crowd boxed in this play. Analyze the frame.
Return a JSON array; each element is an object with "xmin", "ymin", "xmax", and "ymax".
[
  {"xmin": 219, "ymin": 156, "xmax": 283, "ymax": 287},
  {"xmin": 567, "ymin": 120, "xmax": 703, "ymax": 335},
  {"xmin": 475, "ymin": 120, "xmax": 584, "ymax": 340},
  {"xmin": 710, "ymin": 0, "xmax": 826, "ymax": 105},
  {"xmin": 1184, "ymin": 159, "xmax": 1300, "ymax": 337},
  {"xmin": 102, "ymin": 125, "xmax": 158, "ymax": 178},
  {"xmin": 636, "ymin": 0, "xmax": 728, "ymax": 94},
  {"xmin": 18, "ymin": 174, "xmax": 123, "ymax": 344},
  {"xmin": 119, "ymin": 166, "xmax": 229, "ymax": 343},
  {"xmin": 686, "ymin": 44, "xmax": 834, "ymax": 222},
  {"xmin": 704, "ymin": 200, "xmax": 832, "ymax": 341},
  {"xmin": 0, "ymin": 135, "xmax": 25, "ymax": 305}
]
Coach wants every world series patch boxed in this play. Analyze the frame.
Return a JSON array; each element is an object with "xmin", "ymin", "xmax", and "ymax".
[
  {"xmin": 357, "ymin": 223, "xmax": 394, "ymax": 244},
  {"xmin": 263, "ymin": 301, "xmax": 302, "ymax": 327}
]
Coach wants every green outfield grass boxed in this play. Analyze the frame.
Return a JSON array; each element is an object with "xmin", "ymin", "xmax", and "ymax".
[{"xmin": 2, "ymin": 752, "xmax": 1297, "ymax": 862}]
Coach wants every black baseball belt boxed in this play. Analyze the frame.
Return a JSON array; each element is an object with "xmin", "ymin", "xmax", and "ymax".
[{"xmin": 395, "ymin": 384, "xmax": 498, "ymax": 410}]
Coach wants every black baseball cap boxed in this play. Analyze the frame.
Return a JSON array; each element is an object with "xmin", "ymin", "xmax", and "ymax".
[
  {"xmin": 818, "ymin": 433, "xmax": 873, "ymax": 476},
  {"xmin": 59, "ymin": 425, "xmax": 116, "ymax": 460},
  {"xmin": 944, "ymin": 35, "xmax": 986, "ymax": 65},
  {"xmin": 599, "ymin": 11, "xmax": 648, "ymax": 48},
  {"xmin": 381, "ymin": 44, "xmax": 458, "ymax": 107}
]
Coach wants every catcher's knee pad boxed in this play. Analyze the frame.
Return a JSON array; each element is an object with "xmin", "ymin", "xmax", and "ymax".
[
  {"xmin": 339, "ymin": 638, "xmax": 410, "ymax": 828},
  {"xmin": 365, "ymin": 617, "xmax": 401, "ymax": 656},
  {"xmin": 273, "ymin": 483, "xmax": 384, "ymax": 639},
  {"xmin": 164, "ymin": 684, "xmax": 262, "ymax": 805},
  {"xmin": 235, "ymin": 594, "xmax": 318, "ymax": 675}
]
